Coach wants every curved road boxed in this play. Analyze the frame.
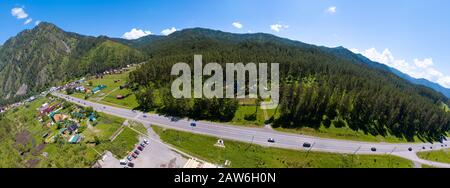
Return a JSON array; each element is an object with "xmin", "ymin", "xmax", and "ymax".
[{"xmin": 53, "ymin": 93, "xmax": 450, "ymax": 168}]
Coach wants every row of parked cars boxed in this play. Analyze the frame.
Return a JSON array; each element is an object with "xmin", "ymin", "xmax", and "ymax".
[{"xmin": 120, "ymin": 139, "xmax": 150, "ymax": 168}]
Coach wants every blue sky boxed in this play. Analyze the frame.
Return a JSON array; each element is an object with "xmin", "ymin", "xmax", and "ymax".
[{"xmin": 1, "ymin": 0, "xmax": 450, "ymax": 88}]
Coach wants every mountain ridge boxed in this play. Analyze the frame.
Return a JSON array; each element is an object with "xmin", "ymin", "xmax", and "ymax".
[
  {"xmin": 0, "ymin": 23, "xmax": 448, "ymax": 105},
  {"xmin": 0, "ymin": 22, "xmax": 144, "ymax": 105}
]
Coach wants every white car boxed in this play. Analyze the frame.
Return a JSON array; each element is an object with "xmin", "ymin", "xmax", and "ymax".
[
  {"xmin": 143, "ymin": 139, "xmax": 149, "ymax": 145},
  {"xmin": 119, "ymin": 159, "xmax": 128, "ymax": 165}
]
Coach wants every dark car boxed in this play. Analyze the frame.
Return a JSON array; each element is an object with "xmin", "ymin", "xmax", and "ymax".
[
  {"xmin": 140, "ymin": 143, "xmax": 146, "ymax": 148},
  {"xmin": 134, "ymin": 150, "xmax": 140, "ymax": 155},
  {"xmin": 127, "ymin": 155, "xmax": 133, "ymax": 161},
  {"xmin": 408, "ymin": 147, "xmax": 413, "ymax": 151},
  {"xmin": 268, "ymin": 138, "xmax": 275, "ymax": 143},
  {"xmin": 137, "ymin": 146, "xmax": 144, "ymax": 151},
  {"xmin": 143, "ymin": 114, "xmax": 147, "ymax": 118},
  {"xmin": 303, "ymin": 142, "xmax": 312, "ymax": 148},
  {"xmin": 131, "ymin": 153, "xmax": 138, "ymax": 158},
  {"xmin": 190, "ymin": 122, "xmax": 197, "ymax": 127},
  {"xmin": 422, "ymin": 146, "xmax": 426, "ymax": 150},
  {"xmin": 127, "ymin": 162, "xmax": 135, "ymax": 168},
  {"xmin": 371, "ymin": 147, "xmax": 377, "ymax": 152}
]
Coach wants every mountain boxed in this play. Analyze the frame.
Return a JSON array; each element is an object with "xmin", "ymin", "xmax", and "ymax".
[
  {"xmin": 125, "ymin": 28, "xmax": 449, "ymax": 141},
  {"xmin": 128, "ymin": 28, "xmax": 449, "ymax": 102},
  {"xmin": 0, "ymin": 22, "xmax": 144, "ymax": 105},
  {"xmin": 318, "ymin": 45, "xmax": 450, "ymax": 99},
  {"xmin": 388, "ymin": 68, "xmax": 450, "ymax": 98}
]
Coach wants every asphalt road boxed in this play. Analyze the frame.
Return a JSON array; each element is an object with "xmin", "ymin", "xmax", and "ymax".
[{"xmin": 54, "ymin": 93, "xmax": 450, "ymax": 168}]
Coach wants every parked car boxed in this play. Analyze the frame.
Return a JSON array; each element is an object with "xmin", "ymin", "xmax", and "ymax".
[
  {"xmin": 134, "ymin": 150, "xmax": 140, "ymax": 155},
  {"xmin": 127, "ymin": 162, "xmax": 135, "ymax": 168},
  {"xmin": 268, "ymin": 138, "xmax": 275, "ymax": 143},
  {"xmin": 371, "ymin": 147, "xmax": 377, "ymax": 152},
  {"xmin": 137, "ymin": 146, "xmax": 144, "ymax": 151},
  {"xmin": 143, "ymin": 139, "xmax": 149, "ymax": 144},
  {"xmin": 131, "ymin": 153, "xmax": 138, "ymax": 158},
  {"xmin": 127, "ymin": 155, "xmax": 133, "ymax": 161},
  {"xmin": 120, "ymin": 159, "xmax": 128, "ymax": 165},
  {"xmin": 303, "ymin": 142, "xmax": 312, "ymax": 148},
  {"xmin": 140, "ymin": 143, "xmax": 146, "ymax": 148}
]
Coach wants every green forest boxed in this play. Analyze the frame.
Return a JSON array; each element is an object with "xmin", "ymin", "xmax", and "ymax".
[{"xmin": 127, "ymin": 28, "xmax": 450, "ymax": 142}]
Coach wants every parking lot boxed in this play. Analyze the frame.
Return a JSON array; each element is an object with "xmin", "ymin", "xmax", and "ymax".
[{"xmin": 97, "ymin": 126, "xmax": 188, "ymax": 168}]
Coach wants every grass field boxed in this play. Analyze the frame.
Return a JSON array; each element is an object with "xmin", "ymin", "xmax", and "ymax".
[
  {"xmin": 67, "ymin": 68, "xmax": 139, "ymax": 110},
  {"xmin": 417, "ymin": 149, "xmax": 450, "ymax": 164},
  {"xmin": 274, "ymin": 125, "xmax": 419, "ymax": 143},
  {"xmin": 152, "ymin": 126, "xmax": 413, "ymax": 168},
  {"xmin": 230, "ymin": 106, "xmax": 266, "ymax": 127}
]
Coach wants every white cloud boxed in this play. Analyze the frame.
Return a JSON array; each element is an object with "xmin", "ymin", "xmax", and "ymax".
[
  {"xmin": 11, "ymin": 7, "xmax": 28, "ymax": 19},
  {"xmin": 326, "ymin": 6, "xmax": 337, "ymax": 14},
  {"xmin": 232, "ymin": 22, "xmax": 243, "ymax": 29},
  {"xmin": 270, "ymin": 24, "xmax": 289, "ymax": 32},
  {"xmin": 35, "ymin": 20, "xmax": 41, "ymax": 26},
  {"xmin": 122, "ymin": 28, "xmax": 152, "ymax": 40},
  {"xmin": 161, "ymin": 27, "xmax": 177, "ymax": 36},
  {"xmin": 351, "ymin": 48, "xmax": 450, "ymax": 88},
  {"xmin": 24, "ymin": 18, "xmax": 32, "ymax": 25}
]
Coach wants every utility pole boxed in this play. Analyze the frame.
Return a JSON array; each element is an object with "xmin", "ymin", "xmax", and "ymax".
[
  {"xmin": 388, "ymin": 147, "xmax": 396, "ymax": 168},
  {"xmin": 352, "ymin": 146, "xmax": 362, "ymax": 167}
]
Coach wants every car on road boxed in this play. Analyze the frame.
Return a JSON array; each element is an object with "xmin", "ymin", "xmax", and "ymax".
[
  {"xmin": 408, "ymin": 147, "xmax": 413, "ymax": 151},
  {"xmin": 268, "ymin": 138, "xmax": 275, "ymax": 143},
  {"xmin": 303, "ymin": 142, "xmax": 312, "ymax": 148},
  {"xmin": 371, "ymin": 147, "xmax": 377, "ymax": 152},
  {"xmin": 143, "ymin": 114, "xmax": 147, "ymax": 118},
  {"xmin": 422, "ymin": 146, "xmax": 426, "ymax": 150},
  {"xmin": 190, "ymin": 122, "xmax": 197, "ymax": 127},
  {"xmin": 127, "ymin": 162, "xmax": 135, "ymax": 168}
]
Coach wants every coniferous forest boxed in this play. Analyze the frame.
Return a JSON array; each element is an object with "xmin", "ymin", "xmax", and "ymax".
[{"xmin": 127, "ymin": 28, "xmax": 450, "ymax": 142}]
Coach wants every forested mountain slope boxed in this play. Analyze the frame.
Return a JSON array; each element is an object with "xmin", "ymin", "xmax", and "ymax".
[
  {"xmin": 0, "ymin": 22, "xmax": 144, "ymax": 105},
  {"xmin": 126, "ymin": 28, "xmax": 450, "ymax": 142}
]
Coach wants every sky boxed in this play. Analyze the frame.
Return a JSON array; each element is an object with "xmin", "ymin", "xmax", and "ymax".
[{"xmin": 1, "ymin": 0, "xmax": 450, "ymax": 88}]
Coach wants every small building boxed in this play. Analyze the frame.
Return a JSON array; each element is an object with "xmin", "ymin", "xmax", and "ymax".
[
  {"xmin": 59, "ymin": 128, "xmax": 68, "ymax": 135},
  {"xmin": 88, "ymin": 114, "xmax": 97, "ymax": 122},
  {"xmin": 92, "ymin": 85, "xmax": 107, "ymax": 94},
  {"xmin": 67, "ymin": 124, "xmax": 79, "ymax": 133},
  {"xmin": 116, "ymin": 95, "xmax": 125, "ymax": 100},
  {"xmin": 68, "ymin": 134, "xmax": 82, "ymax": 144}
]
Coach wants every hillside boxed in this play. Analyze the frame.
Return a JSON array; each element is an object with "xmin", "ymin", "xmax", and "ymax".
[
  {"xmin": 0, "ymin": 22, "xmax": 144, "ymax": 105},
  {"xmin": 126, "ymin": 28, "xmax": 450, "ymax": 142}
]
